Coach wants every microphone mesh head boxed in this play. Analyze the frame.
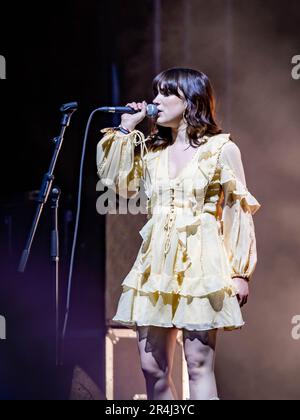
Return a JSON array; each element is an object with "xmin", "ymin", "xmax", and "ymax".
[{"xmin": 146, "ymin": 104, "xmax": 158, "ymax": 118}]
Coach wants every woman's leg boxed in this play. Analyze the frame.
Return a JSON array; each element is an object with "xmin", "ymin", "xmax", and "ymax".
[
  {"xmin": 183, "ymin": 329, "xmax": 218, "ymax": 400},
  {"xmin": 136, "ymin": 326, "xmax": 179, "ymax": 400}
]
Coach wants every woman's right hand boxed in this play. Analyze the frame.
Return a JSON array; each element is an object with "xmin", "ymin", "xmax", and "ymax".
[{"xmin": 120, "ymin": 101, "xmax": 147, "ymax": 132}]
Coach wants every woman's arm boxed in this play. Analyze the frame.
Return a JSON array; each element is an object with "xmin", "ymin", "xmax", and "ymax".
[
  {"xmin": 96, "ymin": 128, "xmax": 146, "ymax": 199},
  {"xmin": 96, "ymin": 101, "xmax": 149, "ymax": 199},
  {"xmin": 219, "ymin": 141, "xmax": 261, "ymax": 305}
]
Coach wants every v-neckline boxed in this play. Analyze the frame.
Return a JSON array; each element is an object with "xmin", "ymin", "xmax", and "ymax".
[{"xmin": 166, "ymin": 145, "xmax": 202, "ymax": 181}]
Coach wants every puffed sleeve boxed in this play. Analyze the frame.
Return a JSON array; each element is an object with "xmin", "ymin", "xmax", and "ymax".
[
  {"xmin": 96, "ymin": 128, "xmax": 149, "ymax": 199},
  {"xmin": 219, "ymin": 141, "xmax": 261, "ymax": 280}
]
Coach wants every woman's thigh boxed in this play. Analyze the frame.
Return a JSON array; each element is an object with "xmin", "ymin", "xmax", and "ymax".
[
  {"xmin": 136, "ymin": 326, "xmax": 179, "ymax": 375},
  {"xmin": 182, "ymin": 329, "xmax": 218, "ymax": 369}
]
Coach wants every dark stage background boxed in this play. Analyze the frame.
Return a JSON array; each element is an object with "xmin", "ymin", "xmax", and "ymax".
[{"xmin": 0, "ymin": 0, "xmax": 300, "ymax": 400}]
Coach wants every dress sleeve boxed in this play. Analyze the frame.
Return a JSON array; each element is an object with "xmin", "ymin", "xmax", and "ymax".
[
  {"xmin": 219, "ymin": 141, "xmax": 261, "ymax": 281},
  {"xmin": 96, "ymin": 127, "xmax": 149, "ymax": 199}
]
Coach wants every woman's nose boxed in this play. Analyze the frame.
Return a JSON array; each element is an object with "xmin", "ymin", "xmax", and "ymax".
[{"xmin": 153, "ymin": 95, "xmax": 161, "ymax": 105}]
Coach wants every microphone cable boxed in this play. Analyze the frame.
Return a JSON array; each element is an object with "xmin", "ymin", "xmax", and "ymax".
[{"xmin": 61, "ymin": 108, "xmax": 101, "ymax": 357}]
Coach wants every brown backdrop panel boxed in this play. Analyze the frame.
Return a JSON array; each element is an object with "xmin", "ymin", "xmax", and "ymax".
[{"xmin": 105, "ymin": 213, "xmax": 147, "ymax": 324}]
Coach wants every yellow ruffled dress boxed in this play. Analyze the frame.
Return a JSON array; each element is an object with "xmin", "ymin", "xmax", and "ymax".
[{"xmin": 96, "ymin": 128, "xmax": 261, "ymax": 331}]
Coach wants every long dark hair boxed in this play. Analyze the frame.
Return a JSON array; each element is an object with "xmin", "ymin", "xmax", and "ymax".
[{"xmin": 147, "ymin": 68, "xmax": 222, "ymax": 151}]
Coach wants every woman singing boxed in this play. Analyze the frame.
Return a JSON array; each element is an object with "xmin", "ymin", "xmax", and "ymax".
[{"xmin": 96, "ymin": 68, "xmax": 261, "ymax": 400}]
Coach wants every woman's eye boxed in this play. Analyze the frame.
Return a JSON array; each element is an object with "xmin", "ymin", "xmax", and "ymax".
[{"xmin": 157, "ymin": 88, "xmax": 170, "ymax": 97}]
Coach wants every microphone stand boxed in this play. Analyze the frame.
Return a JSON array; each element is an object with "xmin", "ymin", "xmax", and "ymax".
[
  {"xmin": 18, "ymin": 102, "xmax": 78, "ymax": 368},
  {"xmin": 51, "ymin": 187, "xmax": 61, "ymax": 367}
]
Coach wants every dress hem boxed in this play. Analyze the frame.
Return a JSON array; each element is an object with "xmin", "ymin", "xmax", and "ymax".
[{"xmin": 111, "ymin": 318, "xmax": 245, "ymax": 332}]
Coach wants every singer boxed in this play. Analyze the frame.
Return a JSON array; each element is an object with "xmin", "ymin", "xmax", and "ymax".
[{"xmin": 96, "ymin": 68, "xmax": 261, "ymax": 400}]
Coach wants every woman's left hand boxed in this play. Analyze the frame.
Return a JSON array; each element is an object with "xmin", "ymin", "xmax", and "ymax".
[{"xmin": 232, "ymin": 277, "xmax": 249, "ymax": 307}]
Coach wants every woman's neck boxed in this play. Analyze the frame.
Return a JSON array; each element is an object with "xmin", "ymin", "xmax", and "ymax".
[{"xmin": 171, "ymin": 122, "xmax": 188, "ymax": 146}]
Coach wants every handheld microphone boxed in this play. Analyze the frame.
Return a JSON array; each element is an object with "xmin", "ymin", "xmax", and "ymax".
[{"xmin": 97, "ymin": 104, "xmax": 158, "ymax": 118}]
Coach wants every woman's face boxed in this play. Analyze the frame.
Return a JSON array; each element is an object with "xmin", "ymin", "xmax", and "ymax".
[{"xmin": 153, "ymin": 88, "xmax": 187, "ymax": 128}]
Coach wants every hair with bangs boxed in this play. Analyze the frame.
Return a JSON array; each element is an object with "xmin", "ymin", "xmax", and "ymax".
[{"xmin": 147, "ymin": 67, "xmax": 222, "ymax": 151}]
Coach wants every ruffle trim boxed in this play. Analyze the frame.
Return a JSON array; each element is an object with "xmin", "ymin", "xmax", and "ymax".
[
  {"xmin": 137, "ymin": 212, "xmax": 238, "ymax": 297},
  {"xmin": 220, "ymin": 162, "xmax": 261, "ymax": 215},
  {"xmin": 121, "ymin": 268, "xmax": 237, "ymax": 299},
  {"xmin": 138, "ymin": 213, "xmax": 204, "ymax": 278},
  {"xmin": 197, "ymin": 134, "xmax": 231, "ymax": 184},
  {"xmin": 112, "ymin": 285, "xmax": 245, "ymax": 332}
]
